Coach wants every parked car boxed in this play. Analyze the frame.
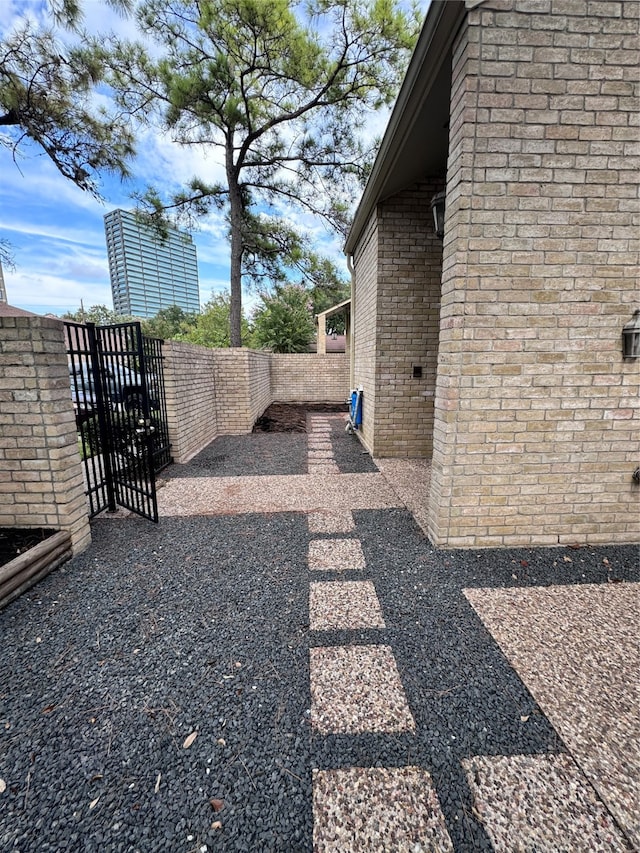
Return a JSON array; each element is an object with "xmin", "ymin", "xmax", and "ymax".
[{"xmin": 69, "ymin": 362, "xmax": 157, "ymax": 420}]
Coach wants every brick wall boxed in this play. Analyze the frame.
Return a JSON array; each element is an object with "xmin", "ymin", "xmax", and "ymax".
[
  {"xmin": 428, "ymin": 0, "xmax": 640, "ymax": 546},
  {"xmin": 212, "ymin": 349, "xmax": 264, "ymax": 435},
  {"xmin": 352, "ymin": 216, "xmax": 380, "ymax": 453},
  {"xmin": 270, "ymin": 354, "xmax": 349, "ymax": 402},
  {"xmin": 0, "ymin": 317, "xmax": 90, "ymax": 553},
  {"xmin": 374, "ymin": 183, "xmax": 444, "ymax": 456},
  {"xmin": 247, "ymin": 350, "xmax": 273, "ymax": 424},
  {"xmin": 163, "ymin": 341, "xmax": 218, "ymax": 463},
  {"xmin": 164, "ymin": 346, "xmax": 347, "ymax": 462}
]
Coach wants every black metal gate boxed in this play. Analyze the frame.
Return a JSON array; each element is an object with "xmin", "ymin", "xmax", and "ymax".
[{"xmin": 65, "ymin": 321, "xmax": 172, "ymax": 522}]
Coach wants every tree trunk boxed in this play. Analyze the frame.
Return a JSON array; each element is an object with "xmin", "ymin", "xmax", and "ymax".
[{"xmin": 227, "ymin": 155, "xmax": 244, "ymax": 348}]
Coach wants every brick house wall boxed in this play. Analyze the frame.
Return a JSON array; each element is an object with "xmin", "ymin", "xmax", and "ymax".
[
  {"xmin": 352, "ymin": 216, "xmax": 380, "ymax": 453},
  {"xmin": 427, "ymin": 0, "xmax": 640, "ymax": 546},
  {"xmin": 374, "ymin": 182, "xmax": 444, "ymax": 456},
  {"xmin": 0, "ymin": 317, "xmax": 91, "ymax": 553}
]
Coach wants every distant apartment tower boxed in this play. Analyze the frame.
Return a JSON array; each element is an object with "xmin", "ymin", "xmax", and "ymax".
[{"xmin": 104, "ymin": 209, "xmax": 200, "ymax": 318}]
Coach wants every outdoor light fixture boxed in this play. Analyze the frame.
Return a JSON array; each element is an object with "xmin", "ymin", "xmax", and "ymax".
[
  {"xmin": 430, "ymin": 191, "xmax": 446, "ymax": 240},
  {"xmin": 622, "ymin": 309, "xmax": 640, "ymax": 359}
]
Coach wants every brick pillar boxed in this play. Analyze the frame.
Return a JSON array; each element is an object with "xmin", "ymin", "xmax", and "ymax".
[{"xmin": 0, "ymin": 317, "xmax": 91, "ymax": 553}]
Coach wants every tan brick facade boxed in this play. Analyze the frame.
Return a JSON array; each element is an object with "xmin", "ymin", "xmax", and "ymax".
[
  {"xmin": 352, "ymin": 187, "xmax": 444, "ymax": 457},
  {"xmin": 352, "ymin": 216, "xmax": 380, "ymax": 452},
  {"xmin": 351, "ymin": 0, "xmax": 640, "ymax": 547},
  {"xmin": 0, "ymin": 317, "xmax": 91, "ymax": 553}
]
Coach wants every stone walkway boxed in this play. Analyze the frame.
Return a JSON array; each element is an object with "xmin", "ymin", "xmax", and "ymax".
[
  {"xmin": 160, "ymin": 413, "xmax": 638, "ymax": 851},
  {"xmin": 1, "ymin": 413, "xmax": 637, "ymax": 852}
]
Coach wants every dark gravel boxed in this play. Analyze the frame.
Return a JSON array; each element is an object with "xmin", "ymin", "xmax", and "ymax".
[
  {"xmin": 329, "ymin": 420, "xmax": 378, "ymax": 474},
  {"xmin": 0, "ymin": 513, "xmax": 312, "ymax": 853},
  {"xmin": 163, "ymin": 434, "xmax": 308, "ymax": 478},
  {"xmin": 1, "ymin": 432, "xmax": 637, "ymax": 852}
]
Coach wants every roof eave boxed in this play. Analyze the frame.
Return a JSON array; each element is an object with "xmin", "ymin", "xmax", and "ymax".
[{"xmin": 344, "ymin": 0, "xmax": 467, "ymax": 256}]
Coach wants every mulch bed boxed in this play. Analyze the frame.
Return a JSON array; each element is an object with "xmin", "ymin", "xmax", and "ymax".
[
  {"xmin": 0, "ymin": 528, "xmax": 57, "ymax": 570},
  {"xmin": 253, "ymin": 402, "xmax": 348, "ymax": 433}
]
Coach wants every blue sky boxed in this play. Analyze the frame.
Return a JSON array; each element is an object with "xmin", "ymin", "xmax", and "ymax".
[{"xmin": 0, "ymin": 0, "xmax": 426, "ymax": 318}]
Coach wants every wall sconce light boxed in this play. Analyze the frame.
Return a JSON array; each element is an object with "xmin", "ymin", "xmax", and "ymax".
[
  {"xmin": 622, "ymin": 309, "xmax": 640, "ymax": 359},
  {"xmin": 430, "ymin": 191, "xmax": 446, "ymax": 240}
]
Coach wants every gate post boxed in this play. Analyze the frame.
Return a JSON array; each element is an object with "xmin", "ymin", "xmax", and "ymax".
[{"xmin": 86, "ymin": 322, "xmax": 117, "ymax": 513}]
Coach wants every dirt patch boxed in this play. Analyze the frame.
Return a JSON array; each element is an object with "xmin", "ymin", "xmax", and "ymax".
[
  {"xmin": 253, "ymin": 402, "xmax": 348, "ymax": 433},
  {"xmin": 0, "ymin": 528, "xmax": 57, "ymax": 570}
]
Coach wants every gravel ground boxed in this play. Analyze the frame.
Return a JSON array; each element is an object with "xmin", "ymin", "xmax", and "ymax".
[
  {"xmin": 163, "ymin": 434, "xmax": 308, "ymax": 478},
  {"xmin": 329, "ymin": 421, "xmax": 378, "ymax": 475},
  {"xmin": 0, "ymin": 423, "xmax": 637, "ymax": 852},
  {"xmin": 1, "ymin": 514, "xmax": 312, "ymax": 853}
]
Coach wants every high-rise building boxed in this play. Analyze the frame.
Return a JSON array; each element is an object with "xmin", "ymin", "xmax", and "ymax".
[{"xmin": 104, "ymin": 209, "xmax": 200, "ymax": 318}]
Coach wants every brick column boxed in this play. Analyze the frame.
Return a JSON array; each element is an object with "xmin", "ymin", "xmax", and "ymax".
[{"xmin": 0, "ymin": 317, "xmax": 90, "ymax": 553}]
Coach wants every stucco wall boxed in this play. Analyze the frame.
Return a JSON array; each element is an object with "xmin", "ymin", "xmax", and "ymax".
[{"xmin": 428, "ymin": 0, "xmax": 640, "ymax": 547}]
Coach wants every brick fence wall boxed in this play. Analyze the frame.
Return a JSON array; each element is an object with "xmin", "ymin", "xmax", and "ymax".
[
  {"xmin": 0, "ymin": 317, "xmax": 91, "ymax": 553},
  {"xmin": 163, "ymin": 341, "xmax": 219, "ymax": 464},
  {"xmin": 427, "ymin": 0, "xmax": 640, "ymax": 547},
  {"xmin": 163, "ymin": 346, "xmax": 349, "ymax": 463},
  {"xmin": 270, "ymin": 353, "xmax": 349, "ymax": 403}
]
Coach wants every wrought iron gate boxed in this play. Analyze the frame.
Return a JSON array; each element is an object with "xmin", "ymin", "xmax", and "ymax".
[{"xmin": 65, "ymin": 321, "xmax": 172, "ymax": 522}]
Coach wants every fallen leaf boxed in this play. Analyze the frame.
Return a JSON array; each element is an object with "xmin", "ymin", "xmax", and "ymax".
[
  {"xmin": 0, "ymin": 779, "xmax": 6, "ymax": 794},
  {"xmin": 42, "ymin": 704, "xmax": 56, "ymax": 714},
  {"xmin": 210, "ymin": 797, "xmax": 224, "ymax": 812},
  {"xmin": 520, "ymin": 560, "xmax": 529, "ymax": 568},
  {"xmin": 183, "ymin": 731, "xmax": 198, "ymax": 749},
  {"xmin": 211, "ymin": 821, "xmax": 222, "ymax": 831},
  {"xmin": 89, "ymin": 797, "xmax": 100, "ymax": 810},
  {"xmin": 154, "ymin": 772, "xmax": 161, "ymax": 794}
]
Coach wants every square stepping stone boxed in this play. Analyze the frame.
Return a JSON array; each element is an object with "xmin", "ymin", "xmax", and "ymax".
[
  {"xmin": 308, "ymin": 538, "xmax": 365, "ymax": 571},
  {"xmin": 310, "ymin": 581, "xmax": 385, "ymax": 631},
  {"xmin": 309, "ymin": 644, "xmax": 415, "ymax": 734},
  {"xmin": 308, "ymin": 511, "xmax": 355, "ymax": 534},
  {"xmin": 313, "ymin": 766, "xmax": 453, "ymax": 852},
  {"xmin": 462, "ymin": 753, "xmax": 630, "ymax": 851}
]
